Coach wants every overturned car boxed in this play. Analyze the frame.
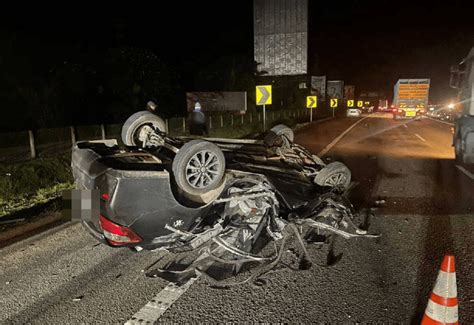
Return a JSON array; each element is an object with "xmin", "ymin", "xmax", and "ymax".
[{"xmin": 71, "ymin": 110, "xmax": 377, "ymax": 283}]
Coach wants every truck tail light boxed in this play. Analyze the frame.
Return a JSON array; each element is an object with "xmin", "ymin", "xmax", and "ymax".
[{"xmin": 99, "ymin": 215, "xmax": 142, "ymax": 246}]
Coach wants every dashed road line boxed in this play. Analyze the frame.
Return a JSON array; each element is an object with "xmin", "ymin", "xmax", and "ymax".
[
  {"xmin": 125, "ymin": 276, "xmax": 199, "ymax": 324},
  {"xmin": 317, "ymin": 113, "xmax": 376, "ymax": 157},
  {"xmin": 456, "ymin": 165, "xmax": 474, "ymax": 181},
  {"xmin": 415, "ymin": 133, "xmax": 426, "ymax": 142}
]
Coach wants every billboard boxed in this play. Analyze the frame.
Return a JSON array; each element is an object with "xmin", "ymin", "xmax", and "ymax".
[
  {"xmin": 254, "ymin": 0, "xmax": 308, "ymax": 76},
  {"xmin": 344, "ymin": 85, "xmax": 355, "ymax": 99},
  {"xmin": 310, "ymin": 76, "xmax": 326, "ymax": 100},
  {"xmin": 186, "ymin": 92, "xmax": 247, "ymax": 112},
  {"xmin": 327, "ymin": 80, "xmax": 344, "ymax": 99}
]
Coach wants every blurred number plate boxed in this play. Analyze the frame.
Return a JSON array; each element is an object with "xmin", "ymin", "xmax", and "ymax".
[{"xmin": 406, "ymin": 111, "xmax": 416, "ymax": 117}]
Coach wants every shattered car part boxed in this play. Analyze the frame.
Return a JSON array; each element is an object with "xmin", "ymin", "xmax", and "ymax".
[{"xmin": 70, "ymin": 110, "xmax": 379, "ymax": 286}]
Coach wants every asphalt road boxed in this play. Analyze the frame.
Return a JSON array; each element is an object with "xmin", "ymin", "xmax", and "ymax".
[{"xmin": 1, "ymin": 113, "xmax": 473, "ymax": 323}]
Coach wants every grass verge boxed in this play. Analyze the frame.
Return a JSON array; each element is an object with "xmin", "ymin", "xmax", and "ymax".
[{"xmin": 0, "ymin": 154, "xmax": 74, "ymax": 218}]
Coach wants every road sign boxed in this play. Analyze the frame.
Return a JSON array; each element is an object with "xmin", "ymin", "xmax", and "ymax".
[
  {"xmin": 306, "ymin": 96, "xmax": 317, "ymax": 108},
  {"xmin": 330, "ymin": 98, "xmax": 338, "ymax": 108},
  {"xmin": 357, "ymin": 100, "xmax": 363, "ymax": 108},
  {"xmin": 347, "ymin": 100, "xmax": 354, "ymax": 107},
  {"xmin": 256, "ymin": 85, "xmax": 272, "ymax": 105}
]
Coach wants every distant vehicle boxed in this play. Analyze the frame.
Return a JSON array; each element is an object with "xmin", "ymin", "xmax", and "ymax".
[
  {"xmin": 450, "ymin": 46, "xmax": 474, "ymax": 163},
  {"xmin": 346, "ymin": 108, "xmax": 361, "ymax": 117},
  {"xmin": 392, "ymin": 79, "xmax": 430, "ymax": 120},
  {"xmin": 378, "ymin": 99, "xmax": 389, "ymax": 112}
]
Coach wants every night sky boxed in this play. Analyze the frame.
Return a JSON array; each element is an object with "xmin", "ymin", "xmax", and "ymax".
[{"xmin": 1, "ymin": 1, "xmax": 473, "ymax": 106}]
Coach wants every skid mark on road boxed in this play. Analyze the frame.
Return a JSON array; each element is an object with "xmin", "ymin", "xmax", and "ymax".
[
  {"xmin": 415, "ymin": 133, "xmax": 426, "ymax": 142},
  {"xmin": 456, "ymin": 165, "xmax": 474, "ymax": 180}
]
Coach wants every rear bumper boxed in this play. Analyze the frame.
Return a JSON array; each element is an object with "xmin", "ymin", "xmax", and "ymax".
[{"xmin": 82, "ymin": 220, "xmax": 107, "ymax": 244}]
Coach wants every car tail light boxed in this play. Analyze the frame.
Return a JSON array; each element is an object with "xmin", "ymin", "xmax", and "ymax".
[
  {"xmin": 392, "ymin": 108, "xmax": 397, "ymax": 113},
  {"xmin": 398, "ymin": 109, "xmax": 403, "ymax": 113},
  {"xmin": 99, "ymin": 214, "xmax": 142, "ymax": 246},
  {"xmin": 101, "ymin": 193, "xmax": 110, "ymax": 201}
]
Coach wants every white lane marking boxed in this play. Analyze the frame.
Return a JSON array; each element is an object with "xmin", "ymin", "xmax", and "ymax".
[
  {"xmin": 403, "ymin": 124, "xmax": 408, "ymax": 128},
  {"xmin": 125, "ymin": 276, "xmax": 199, "ymax": 324},
  {"xmin": 426, "ymin": 116, "xmax": 454, "ymax": 126},
  {"xmin": 415, "ymin": 133, "xmax": 426, "ymax": 142},
  {"xmin": 456, "ymin": 165, "xmax": 474, "ymax": 180},
  {"xmin": 317, "ymin": 113, "xmax": 376, "ymax": 156}
]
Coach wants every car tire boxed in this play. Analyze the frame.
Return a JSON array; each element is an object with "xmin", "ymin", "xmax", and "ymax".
[
  {"xmin": 314, "ymin": 162, "xmax": 351, "ymax": 190},
  {"xmin": 121, "ymin": 111, "xmax": 166, "ymax": 146},
  {"xmin": 264, "ymin": 124, "xmax": 294, "ymax": 147},
  {"xmin": 172, "ymin": 140, "xmax": 226, "ymax": 203}
]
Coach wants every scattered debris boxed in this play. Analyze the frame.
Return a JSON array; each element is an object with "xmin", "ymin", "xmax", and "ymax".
[
  {"xmin": 72, "ymin": 295, "xmax": 84, "ymax": 302},
  {"xmin": 5, "ymin": 281, "xmax": 11, "ymax": 285}
]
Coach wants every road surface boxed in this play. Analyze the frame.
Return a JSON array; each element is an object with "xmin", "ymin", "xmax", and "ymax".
[{"xmin": 1, "ymin": 113, "xmax": 473, "ymax": 323}]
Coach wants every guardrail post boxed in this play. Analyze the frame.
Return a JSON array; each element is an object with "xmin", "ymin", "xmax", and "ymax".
[
  {"xmin": 100, "ymin": 124, "xmax": 106, "ymax": 140},
  {"xmin": 165, "ymin": 119, "xmax": 169, "ymax": 133},
  {"xmin": 241, "ymin": 114, "xmax": 244, "ymax": 124},
  {"xmin": 182, "ymin": 117, "xmax": 186, "ymax": 132},
  {"xmin": 220, "ymin": 115, "xmax": 223, "ymax": 128},
  {"xmin": 70, "ymin": 126, "xmax": 76, "ymax": 145},
  {"xmin": 28, "ymin": 130, "xmax": 36, "ymax": 159},
  {"xmin": 209, "ymin": 116, "xmax": 213, "ymax": 129},
  {"xmin": 258, "ymin": 113, "xmax": 261, "ymax": 121},
  {"xmin": 249, "ymin": 113, "xmax": 252, "ymax": 123},
  {"xmin": 231, "ymin": 115, "xmax": 234, "ymax": 126},
  {"xmin": 272, "ymin": 111, "xmax": 274, "ymax": 121}
]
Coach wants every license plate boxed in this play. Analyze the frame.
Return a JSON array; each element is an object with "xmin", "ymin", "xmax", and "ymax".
[{"xmin": 406, "ymin": 111, "xmax": 416, "ymax": 117}]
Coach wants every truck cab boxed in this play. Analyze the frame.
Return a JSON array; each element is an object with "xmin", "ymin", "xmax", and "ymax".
[{"xmin": 451, "ymin": 47, "xmax": 474, "ymax": 163}]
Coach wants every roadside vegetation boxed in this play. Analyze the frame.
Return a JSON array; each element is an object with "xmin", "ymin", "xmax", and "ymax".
[{"xmin": 0, "ymin": 154, "xmax": 73, "ymax": 217}]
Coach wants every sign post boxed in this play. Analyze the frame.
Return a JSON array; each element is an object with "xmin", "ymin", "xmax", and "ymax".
[
  {"xmin": 306, "ymin": 96, "xmax": 317, "ymax": 122},
  {"xmin": 256, "ymin": 85, "xmax": 272, "ymax": 130},
  {"xmin": 330, "ymin": 98, "xmax": 338, "ymax": 117}
]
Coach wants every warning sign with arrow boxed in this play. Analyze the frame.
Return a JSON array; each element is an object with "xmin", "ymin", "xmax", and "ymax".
[
  {"xmin": 357, "ymin": 100, "xmax": 363, "ymax": 108},
  {"xmin": 330, "ymin": 98, "xmax": 338, "ymax": 108},
  {"xmin": 256, "ymin": 85, "xmax": 272, "ymax": 105},
  {"xmin": 306, "ymin": 96, "xmax": 317, "ymax": 108},
  {"xmin": 347, "ymin": 100, "xmax": 354, "ymax": 107}
]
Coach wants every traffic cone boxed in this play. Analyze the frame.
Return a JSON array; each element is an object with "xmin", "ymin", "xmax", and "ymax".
[{"xmin": 421, "ymin": 255, "xmax": 458, "ymax": 325}]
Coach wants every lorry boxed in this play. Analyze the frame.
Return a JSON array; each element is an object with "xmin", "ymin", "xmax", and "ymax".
[
  {"xmin": 450, "ymin": 46, "xmax": 474, "ymax": 164},
  {"xmin": 378, "ymin": 99, "xmax": 389, "ymax": 112},
  {"xmin": 392, "ymin": 79, "xmax": 430, "ymax": 120}
]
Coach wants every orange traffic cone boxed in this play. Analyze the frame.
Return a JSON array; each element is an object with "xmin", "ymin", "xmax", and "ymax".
[{"xmin": 421, "ymin": 255, "xmax": 459, "ymax": 325}]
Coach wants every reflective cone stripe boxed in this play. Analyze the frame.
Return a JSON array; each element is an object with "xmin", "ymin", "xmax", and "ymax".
[{"xmin": 422, "ymin": 255, "xmax": 458, "ymax": 325}]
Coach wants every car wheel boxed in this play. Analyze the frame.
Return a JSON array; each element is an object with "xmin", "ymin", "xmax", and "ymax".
[
  {"xmin": 121, "ymin": 111, "xmax": 166, "ymax": 146},
  {"xmin": 172, "ymin": 140, "xmax": 226, "ymax": 203},
  {"xmin": 264, "ymin": 124, "xmax": 294, "ymax": 147},
  {"xmin": 314, "ymin": 162, "xmax": 351, "ymax": 190}
]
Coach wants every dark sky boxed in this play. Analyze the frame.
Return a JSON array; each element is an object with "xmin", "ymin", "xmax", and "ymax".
[{"xmin": 1, "ymin": 0, "xmax": 473, "ymax": 104}]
